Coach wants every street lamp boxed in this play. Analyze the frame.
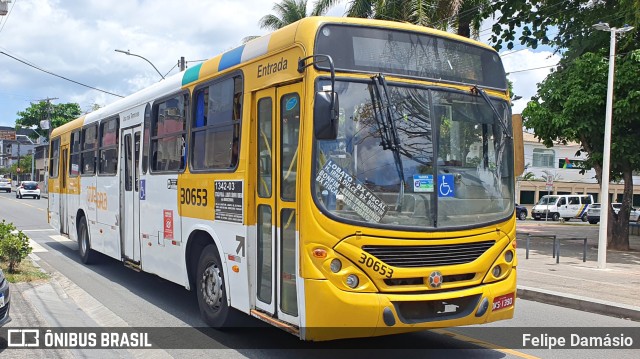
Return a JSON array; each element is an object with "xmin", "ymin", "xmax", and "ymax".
[
  {"xmin": 16, "ymin": 124, "xmax": 45, "ymax": 143},
  {"xmin": 115, "ymin": 49, "xmax": 165, "ymax": 80},
  {"xmin": 592, "ymin": 22, "xmax": 634, "ymax": 269}
]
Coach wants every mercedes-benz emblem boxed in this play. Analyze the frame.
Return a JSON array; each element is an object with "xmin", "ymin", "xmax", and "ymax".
[{"xmin": 428, "ymin": 271, "xmax": 443, "ymax": 288}]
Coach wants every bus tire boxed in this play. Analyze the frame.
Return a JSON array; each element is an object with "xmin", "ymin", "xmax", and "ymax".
[
  {"xmin": 196, "ymin": 244, "xmax": 240, "ymax": 328},
  {"xmin": 78, "ymin": 216, "xmax": 97, "ymax": 264}
]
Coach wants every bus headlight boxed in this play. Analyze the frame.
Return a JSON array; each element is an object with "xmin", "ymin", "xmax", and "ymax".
[
  {"xmin": 330, "ymin": 259, "xmax": 342, "ymax": 273},
  {"xmin": 492, "ymin": 265, "xmax": 502, "ymax": 278},
  {"xmin": 345, "ymin": 274, "xmax": 359, "ymax": 288},
  {"xmin": 504, "ymin": 250, "xmax": 514, "ymax": 263}
]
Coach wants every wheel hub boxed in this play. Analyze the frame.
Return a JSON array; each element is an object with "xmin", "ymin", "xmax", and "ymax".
[{"xmin": 201, "ymin": 264, "xmax": 222, "ymax": 310}]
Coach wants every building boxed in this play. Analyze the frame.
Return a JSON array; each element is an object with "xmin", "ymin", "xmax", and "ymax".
[
  {"xmin": 0, "ymin": 126, "xmax": 46, "ymax": 181},
  {"xmin": 516, "ymin": 130, "xmax": 640, "ymax": 208}
]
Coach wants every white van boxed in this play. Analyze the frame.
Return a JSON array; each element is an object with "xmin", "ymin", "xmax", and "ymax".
[{"xmin": 531, "ymin": 194, "xmax": 594, "ymax": 222}]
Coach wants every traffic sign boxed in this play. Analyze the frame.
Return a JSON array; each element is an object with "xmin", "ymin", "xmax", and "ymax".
[{"xmin": 16, "ymin": 167, "xmax": 21, "ymax": 173}]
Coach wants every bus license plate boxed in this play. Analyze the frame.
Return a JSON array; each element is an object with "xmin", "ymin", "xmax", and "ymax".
[{"xmin": 492, "ymin": 293, "xmax": 514, "ymax": 311}]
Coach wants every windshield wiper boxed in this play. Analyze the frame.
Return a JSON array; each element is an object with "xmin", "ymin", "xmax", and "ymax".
[
  {"xmin": 471, "ymin": 86, "xmax": 511, "ymax": 192},
  {"xmin": 371, "ymin": 73, "xmax": 405, "ymax": 211},
  {"xmin": 470, "ymin": 86, "xmax": 512, "ymax": 140}
]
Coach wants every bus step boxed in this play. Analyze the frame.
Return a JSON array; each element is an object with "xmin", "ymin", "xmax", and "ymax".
[
  {"xmin": 250, "ymin": 309, "xmax": 299, "ymax": 336},
  {"xmin": 123, "ymin": 260, "xmax": 142, "ymax": 272}
]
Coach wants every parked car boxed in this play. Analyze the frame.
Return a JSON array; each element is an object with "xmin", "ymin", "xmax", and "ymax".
[
  {"xmin": 587, "ymin": 203, "xmax": 639, "ymax": 224},
  {"xmin": 0, "ymin": 178, "xmax": 11, "ymax": 193},
  {"xmin": 0, "ymin": 267, "xmax": 11, "ymax": 327},
  {"xmin": 15, "ymin": 181, "xmax": 41, "ymax": 199},
  {"xmin": 531, "ymin": 194, "xmax": 593, "ymax": 222},
  {"xmin": 515, "ymin": 203, "xmax": 528, "ymax": 220},
  {"xmin": 631, "ymin": 208, "xmax": 640, "ymax": 223}
]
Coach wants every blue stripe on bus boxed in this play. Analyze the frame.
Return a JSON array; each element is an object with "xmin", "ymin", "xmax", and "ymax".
[
  {"xmin": 182, "ymin": 63, "xmax": 203, "ymax": 86},
  {"xmin": 218, "ymin": 45, "xmax": 245, "ymax": 71}
]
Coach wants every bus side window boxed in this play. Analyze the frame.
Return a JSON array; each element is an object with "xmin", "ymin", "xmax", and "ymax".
[
  {"xmin": 142, "ymin": 103, "xmax": 151, "ymax": 174},
  {"xmin": 151, "ymin": 93, "xmax": 188, "ymax": 172},
  {"xmin": 190, "ymin": 74, "xmax": 242, "ymax": 171}
]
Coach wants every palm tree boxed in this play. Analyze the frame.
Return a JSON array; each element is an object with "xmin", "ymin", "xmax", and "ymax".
[
  {"xmin": 259, "ymin": 0, "xmax": 325, "ymax": 31},
  {"xmin": 312, "ymin": 0, "xmax": 489, "ymax": 39}
]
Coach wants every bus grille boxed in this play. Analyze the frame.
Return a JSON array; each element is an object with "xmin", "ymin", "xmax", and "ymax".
[{"xmin": 362, "ymin": 240, "xmax": 495, "ymax": 267}]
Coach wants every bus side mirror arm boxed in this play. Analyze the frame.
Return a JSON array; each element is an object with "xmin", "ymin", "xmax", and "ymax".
[{"xmin": 298, "ymin": 54, "xmax": 339, "ymax": 140}]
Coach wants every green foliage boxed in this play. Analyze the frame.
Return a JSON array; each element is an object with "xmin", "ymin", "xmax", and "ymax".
[
  {"xmin": 522, "ymin": 50, "xmax": 640, "ymax": 181},
  {"xmin": 522, "ymin": 48, "xmax": 640, "ymax": 249},
  {"xmin": 486, "ymin": 0, "xmax": 638, "ymax": 58},
  {"xmin": 259, "ymin": 0, "xmax": 319, "ymax": 30},
  {"xmin": 16, "ymin": 101, "xmax": 81, "ymax": 142},
  {"xmin": 8, "ymin": 154, "xmax": 34, "ymax": 177},
  {"xmin": 313, "ymin": 1, "xmax": 492, "ymax": 36},
  {"xmin": 0, "ymin": 220, "xmax": 32, "ymax": 273}
]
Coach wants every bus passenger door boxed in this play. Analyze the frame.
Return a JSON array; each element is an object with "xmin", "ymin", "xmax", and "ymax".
[
  {"xmin": 60, "ymin": 146, "xmax": 69, "ymax": 235},
  {"xmin": 253, "ymin": 84, "xmax": 302, "ymax": 326},
  {"xmin": 121, "ymin": 126, "xmax": 142, "ymax": 263}
]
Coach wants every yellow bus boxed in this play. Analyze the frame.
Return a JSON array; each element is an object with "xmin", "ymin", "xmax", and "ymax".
[{"xmin": 48, "ymin": 16, "xmax": 517, "ymax": 341}]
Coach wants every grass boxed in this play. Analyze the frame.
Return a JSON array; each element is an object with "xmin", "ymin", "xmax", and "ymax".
[{"xmin": 1, "ymin": 259, "xmax": 50, "ymax": 283}]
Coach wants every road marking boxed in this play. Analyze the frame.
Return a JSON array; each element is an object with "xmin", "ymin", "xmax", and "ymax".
[
  {"xmin": 21, "ymin": 228, "xmax": 57, "ymax": 232},
  {"xmin": 0, "ymin": 195, "xmax": 46, "ymax": 211},
  {"xmin": 28, "ymin": 238, "xmax": 48, "ymax": 253},
  {"xmin": 433, "ymin": 329, "xmax": 540, "ymax": 359},
  {"xmin": 50, "ymin": 234, "xmax": 73, "ymax": 243}
]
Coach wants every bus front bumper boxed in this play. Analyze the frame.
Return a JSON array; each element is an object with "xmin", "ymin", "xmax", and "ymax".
[{"xmin": 303, "ymin": 268, "xmax": 516, "ymax": 341}]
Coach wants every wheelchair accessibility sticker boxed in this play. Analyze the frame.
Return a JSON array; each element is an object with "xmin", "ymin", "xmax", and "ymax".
[{"xmin": 438, "ymin": 174, "xmax": 455, "ymax": 197}]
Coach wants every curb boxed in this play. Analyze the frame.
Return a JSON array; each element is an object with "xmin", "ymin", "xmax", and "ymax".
[{"xmin": 517, "ymin": 285, "xmax": 640, "ymax": 321}]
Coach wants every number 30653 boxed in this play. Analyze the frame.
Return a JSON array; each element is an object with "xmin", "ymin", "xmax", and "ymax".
[{"xmin": 358, "ymin": 253, "xmax": 394, "ymax": 278}]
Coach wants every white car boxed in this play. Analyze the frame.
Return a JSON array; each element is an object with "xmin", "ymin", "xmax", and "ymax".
[
  {"xmin": 0, "ymin": 179, "xmax": 11, "ymax": 193},
  {"xmin": 16, "ymin": 181, "xmax": 41, "ymax": 199},
  {"xmin": 631, "ymin": 208, "xmax": 640, "ymax": 223},
  {"xmin": 588, "ymin": 203, "xmax": 640, "ymax": 224}
]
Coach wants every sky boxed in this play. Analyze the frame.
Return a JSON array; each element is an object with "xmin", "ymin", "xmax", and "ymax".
[{"xmin": 0, "ymin": 0, "xmax": 561, "ymax": 128}]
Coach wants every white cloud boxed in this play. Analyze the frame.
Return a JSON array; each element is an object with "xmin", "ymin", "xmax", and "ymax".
[
  {"xmin": 0, "ymin": 0, "xmax": 550, "ymax": 126},
  {"xmin": 501, "ymin": 49, "xmax": 561, "ymax": 114}
]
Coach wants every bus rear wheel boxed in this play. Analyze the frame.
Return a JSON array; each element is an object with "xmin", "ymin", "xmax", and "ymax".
[
  {"xmin": 196, "ymin": 245, "xmax": 240, "ymax": 328},
  {"xmin": 78, "ymin": 216, "xmax": 97, "ymax": 264}
]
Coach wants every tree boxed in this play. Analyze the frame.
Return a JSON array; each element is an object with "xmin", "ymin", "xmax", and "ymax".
[
  {"xmin": 313, "ymin": 0, "xmax": 491, "ymax": 37},
  {"xmin": 259, "ymin": 0, "xmax": 324, "ymax": 30},
  {"xmin": 522, "ymin": 50, "xmax": 640, "ymax": 250},
  {"xmin": 9, "ymin": 154, "xmax": 33, "ymax": 180},
  {"xmin": 485, "ymin": 0, "xmax": 639, "ymax": 57},
  {"xmin": 15, "ymin": 101, "xmax": 81, "ymax": 142},
  {"xmin": 483, "ymin": 0, "xmax": 640, "ymax": 250}
]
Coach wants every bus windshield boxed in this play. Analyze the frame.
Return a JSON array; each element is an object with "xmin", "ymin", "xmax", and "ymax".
[{"xmin": 313, "ymin": 80, "xmax": 514, "ymax": 229}]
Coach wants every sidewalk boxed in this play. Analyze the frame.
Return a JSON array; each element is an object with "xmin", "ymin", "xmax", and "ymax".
[{"xmin": 515, "ymin": 220, "xmax": 640, "ymax": 320}]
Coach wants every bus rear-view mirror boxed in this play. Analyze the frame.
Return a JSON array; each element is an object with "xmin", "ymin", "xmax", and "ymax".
[{"xmin": 314, "ymin": 91, "xmax": 339, "ymax": 140}]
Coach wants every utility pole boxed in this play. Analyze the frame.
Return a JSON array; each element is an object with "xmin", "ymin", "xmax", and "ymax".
[
  {"xmin": 16, "ymin": 140, "xmax": 20, "ymax": 182},
  {"xmin": 179, "ymin": 56, "xmax": 186, "ymax": 71},
  {"xmin": 36, "ymin": 97, "xmax": 57, "ymax": 193}
]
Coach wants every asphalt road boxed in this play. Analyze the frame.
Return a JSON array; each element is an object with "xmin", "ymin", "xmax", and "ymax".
[{"xmin": 0, "ymin": 192, "xmax": 637, "ymax": 358}]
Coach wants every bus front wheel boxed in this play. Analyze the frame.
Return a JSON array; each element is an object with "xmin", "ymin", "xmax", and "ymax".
[
  {"xmin": 196, "ymin": 245, "xmax": 240, "ymax": 328},
  {"xmin": 78, "ymin": 216, "xmax": 97, "ymax": 264}
]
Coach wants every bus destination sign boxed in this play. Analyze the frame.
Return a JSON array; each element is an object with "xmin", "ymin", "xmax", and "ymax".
[{"xmin": 214, "ymin": 180, "xmax": 243, "ymax": 223}]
